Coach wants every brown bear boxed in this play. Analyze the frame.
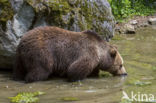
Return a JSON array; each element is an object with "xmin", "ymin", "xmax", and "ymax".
[{"xmin": 13, "ymin": 26, "xmax": 127, "ymax": 83}]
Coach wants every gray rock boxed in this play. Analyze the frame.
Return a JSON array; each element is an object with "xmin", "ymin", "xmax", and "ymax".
[
  {"xmin": 122, "ymin": 24, "xmax": 135, "ymax": 34},
  {"xmin": 148, "ymin": 18, "xmax": 156, "ymax": 25},
  {"xmin": 0, "ymin": 1, "xmax": 35, "ymax": 68},
  {"xmin": 140, "ymin": 22, "xmax": 149, "ymax": 27},
  {"xmin": 0, "ymin": 0, "xmax": 115, "ymax": 69},
  {"xmin": 130, "ymin": 20, "xmax": 138, "ymax": 25},
  {"xmin": 10, "ymin": 0, "xmax": 24, "ymax": 13},
  {"xmin": 33, "ymin": 17, "xmax": 48, "ymax": 28}
]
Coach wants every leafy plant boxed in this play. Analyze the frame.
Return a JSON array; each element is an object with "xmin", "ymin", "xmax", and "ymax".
[{"xmin": 108, "ymin": 0, "xmax": 156, "ymax": 20}]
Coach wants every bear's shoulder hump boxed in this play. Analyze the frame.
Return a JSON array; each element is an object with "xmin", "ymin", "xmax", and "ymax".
[{"xmin": 83, "ymin": 30, "xmax": 102, "ymax": 41}]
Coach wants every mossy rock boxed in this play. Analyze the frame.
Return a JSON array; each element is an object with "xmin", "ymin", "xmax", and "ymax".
[
  {"xmin": 0, "ymin": 0, "xmax": 14, "ymax": 30},
  {"xmin": 26, "ymin": 0, "xmax": 115, "ymax": 39}
]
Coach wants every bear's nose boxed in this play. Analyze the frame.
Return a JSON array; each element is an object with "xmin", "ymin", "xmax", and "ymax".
[{"xmin": 121, "ymin": 73, "xmax": 128, "ymax": 76}]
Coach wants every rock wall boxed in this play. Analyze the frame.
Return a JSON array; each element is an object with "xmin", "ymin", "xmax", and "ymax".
[{"xmin": 0, "ymin": 0, "xmax": 115, "ymax": 69}]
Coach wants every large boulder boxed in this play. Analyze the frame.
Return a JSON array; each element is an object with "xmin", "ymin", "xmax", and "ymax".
[{"xmin": 0, "ymin": 0, "xmax": 115, "ymax": 69}]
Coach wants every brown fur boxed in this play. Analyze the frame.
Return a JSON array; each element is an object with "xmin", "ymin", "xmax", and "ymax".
[{"xmin": 13, "ymin": 26, "xmax": 127, "ymax": 83}]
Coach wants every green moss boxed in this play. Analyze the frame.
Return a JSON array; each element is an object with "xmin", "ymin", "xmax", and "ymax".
[
  {"xmin": 27, "ymin": 0, "xmax": 71, "ymax": 13},
  {"xmin": 26, "ymin": 0, "xmax": 114, "ymax": 38},
  {"xmin": 27, "ymin": 0, "xmax": 72, "ymax": 27},
  {"xmin": 0, "ymin": 0, "xmax": 14, "ymax": 30},
  {"xmin": 49, "ymin": 0, "xmax": 70, "ymax": 13},
  {"xmin": 0, "ymin": 0, "xmax": 8, "ymax": 3},
  {"xmin": 79, "ymin": 1, "xmax": 92, "ymax": 28}
]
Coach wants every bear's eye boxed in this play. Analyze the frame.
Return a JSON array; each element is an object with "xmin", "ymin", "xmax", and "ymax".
[{"xmin": 119, "ymin": 65, "xmax": 122, "ymax": 69}]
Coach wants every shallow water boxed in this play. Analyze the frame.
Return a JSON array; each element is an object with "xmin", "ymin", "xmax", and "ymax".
[{"xmin": 0, "ymin": 26, "xmax": 156, "ymax": 103}]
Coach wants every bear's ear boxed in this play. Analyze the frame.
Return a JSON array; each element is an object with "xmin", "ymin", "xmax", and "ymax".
[{"xmin": 110, "ymin": 48, "xmax": 117, "ymax": 58}]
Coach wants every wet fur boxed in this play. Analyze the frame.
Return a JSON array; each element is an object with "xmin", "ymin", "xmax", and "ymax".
[{"xmin": 13, "ymin": 26, "xmax": 119, "ymax": 83}]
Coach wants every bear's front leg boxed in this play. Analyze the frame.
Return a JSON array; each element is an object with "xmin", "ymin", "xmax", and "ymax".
[
  {"xmin": 67, "ymin": 56, "xmax": 98, "ymax": 82},
  {"xmin": 88, "ymin": 68, "xmax": 99, "ymax": 77}
]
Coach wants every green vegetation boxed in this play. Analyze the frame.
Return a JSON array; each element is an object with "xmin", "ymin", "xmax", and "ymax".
[
  {"xmin": 99, "ymin": 71, "xmax": 112, "ymax": 77},
  {"xmin": 8, "ymin": 91, "xmax": 45, "ymax": 103},
  {"xmin": 108, "ymin": 0, "xmax": 156, "ymax": 21}
]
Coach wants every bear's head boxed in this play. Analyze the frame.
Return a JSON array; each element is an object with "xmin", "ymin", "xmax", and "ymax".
[{"xmin": 102, "ymin": 46, "xmax": 127, "ymax": 76}]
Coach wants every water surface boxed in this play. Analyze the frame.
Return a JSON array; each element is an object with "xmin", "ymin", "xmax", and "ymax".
[{"xmin": 0, "ymin": 26, "xmax": 156, "ymax": 103}]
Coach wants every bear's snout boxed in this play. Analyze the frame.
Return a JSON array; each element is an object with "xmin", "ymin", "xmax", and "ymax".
[{"xmin": 118, "ymin": 66, "xmax": 127, "ymax": 76}]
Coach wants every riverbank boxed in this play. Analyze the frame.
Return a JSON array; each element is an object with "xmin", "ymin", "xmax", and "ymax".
[{"xmin": 115, "ymin": 15, "xmax": 156, "ymax": 34}]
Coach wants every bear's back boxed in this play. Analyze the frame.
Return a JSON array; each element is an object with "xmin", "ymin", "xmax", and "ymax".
[
  {"xmin": 18, "ymin": 26, "xmax": 103, "ymax": 64},
  {"xmin": 21, "ymin": 26, "xmax": 104, "ymax": 43},
  {"xmin": 21, "ymin": 26, "xmax": 82, "ymax": 41}
]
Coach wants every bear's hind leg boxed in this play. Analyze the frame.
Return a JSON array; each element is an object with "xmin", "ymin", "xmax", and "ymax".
[
  {"xmin": 13, "ymin": 66, "xmax": 26, "ymax": 81},
  {"xmin": 25, "ymin": 66, "xmax": 50, "ymax": 83},
  {"xmin": 13, "ymin": 55, "xmax": 26, "ymax": 81}
]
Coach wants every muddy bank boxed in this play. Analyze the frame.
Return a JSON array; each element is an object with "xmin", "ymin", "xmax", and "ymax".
[{"xmin": 115, "ymin": 15, "xmax": 156, "ymax": 34}]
